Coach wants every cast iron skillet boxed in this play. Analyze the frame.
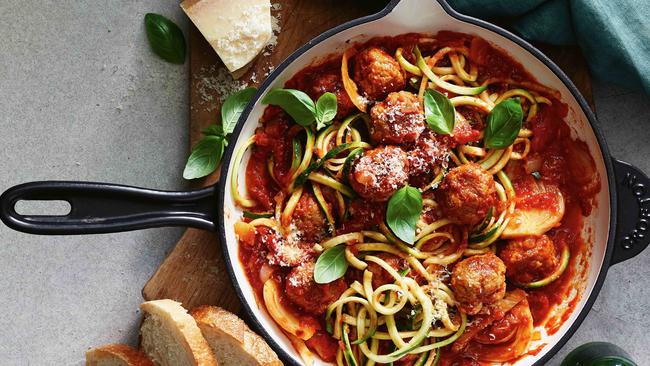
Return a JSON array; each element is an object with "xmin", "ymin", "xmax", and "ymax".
[{"xmin": 2, "ymin": 0, "xmax": 650, "ymax": 364}]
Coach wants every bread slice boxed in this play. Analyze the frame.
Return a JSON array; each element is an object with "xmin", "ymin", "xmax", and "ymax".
[
  {"xmin": 140, "ymin": 299, "xmax": 218, "ymax": 366},
  {"xmin": 190, "ymin": 306, "xmax": 282, "ymax": 366},
  {"xmin": 86, "ymin": 344, "xmax": 154, "ymax": 366}
]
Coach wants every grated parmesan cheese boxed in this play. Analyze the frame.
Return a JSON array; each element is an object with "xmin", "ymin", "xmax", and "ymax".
[{"xmin": 194, "ymin": 64, "xmax": 249, "ymax": 112}]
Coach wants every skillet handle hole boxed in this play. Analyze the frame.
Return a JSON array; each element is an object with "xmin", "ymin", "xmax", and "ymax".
[{"xmin": 14, "ymin": 200, "xmax": 72, "ymax": 216}]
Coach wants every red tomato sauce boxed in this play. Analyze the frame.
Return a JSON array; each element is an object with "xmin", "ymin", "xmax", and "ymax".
[{"xmin": 237, "ymin": 30, "xmax": 599, "ymax": 365}]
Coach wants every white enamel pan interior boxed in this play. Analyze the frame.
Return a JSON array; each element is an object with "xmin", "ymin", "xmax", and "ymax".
[{"xmin": 218, "ymin": 0, "xmax": 612, "ymax": 365}]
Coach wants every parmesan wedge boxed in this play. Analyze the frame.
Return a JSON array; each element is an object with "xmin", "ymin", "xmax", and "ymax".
[{"xmin": 181, "ymin": 0, "xmax": 272, "ymax": 73}]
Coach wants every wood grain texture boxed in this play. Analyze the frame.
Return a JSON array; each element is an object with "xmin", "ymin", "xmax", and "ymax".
[{"xmin": 143, "ymin": 0, "xmax": 594, "ymax": 314}]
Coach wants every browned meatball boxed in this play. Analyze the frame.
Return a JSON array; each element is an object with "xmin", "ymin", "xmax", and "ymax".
[
  {"xmin": 435, "ymin": 163, "xmax": 496, "ymax": 226},
  {"xmin": 310, "ymin": 72, "xmax": 356, "ymax": 119},
  {"xmin": 451, "ymin": 252, "xmax": 506, "ymax": 315},
  {"xmin": 349, "ymin": 146, "xmax": 409, "ymax": 202},
  {"xmin": 369, "ymin": 91, "xmax": 425, "ymax": 145},
  {"xmin": 366, "ymin": 253, "xmax": 407, "ymax": 287},
  {"xmin": 292, "ymin": 191, "xmax": 329, "ymax": 243},
  {"xmin": 407, "ymin": 130, "xmax": 451, "ymax": 177},
  {"xmin": 499, "ymin": 235, "xmax": 559, "ymax": 284},
  {"xmin": 257, "ymin": 226, "xmax": 314, "ymax": 267},
  {"xmin": 285, "ymin": 261, "xmax": 347, "ymax": 315},
  {"xmin": 353, "ymin": 47, "xmax": 405, "ymax": 100}
]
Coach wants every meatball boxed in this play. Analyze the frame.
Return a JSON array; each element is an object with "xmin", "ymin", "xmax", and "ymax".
[
  {"xmin": 340, "ymin": 198, "xmax": 386, "ymax": 233},
  {"xmin": 257, "ymin": 226, "xmax": 313, "ymax": 267},
  {"xmin": 285, "ymin": 261, "xmax": 347, "ymax": 315},
  {"xmin": 435, "ymin": 163, "xmax": 496, "ymax": 226},
  {"xmin": 366, "ymin": 253, "xmax": 407, "ymax": 287},
  {"xmin": 407, "ymin": 129, "xmax": 451, "ymax": 177},
  {"xmin": 369, "ymin": 91, "xmax": 425, "ymax": 144},
  {"xmin": 451, "ymin": 252, "xmax": 507, "ymax": 315},
  {"xmin": 499, "ymin": 235, "xmax": 559, "ymax": 284},
  {"xmin": 310, "ymin": 72, "xmax": 356, "ymax": 119},
  {"xmin": 292, "ymin": 192, "xmax": 329, "ymax": 243},
  {"xmin": 353, "ymin": 47, "xmax": 405, "ymax": 100},
  {"xmin": 349, "ymin": 146, "xmax": 409, "ymax": 202}
]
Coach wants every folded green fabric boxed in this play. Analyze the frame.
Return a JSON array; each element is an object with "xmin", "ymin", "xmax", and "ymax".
[{"xmin": 447, "ymin": 0, "xmax": 650, "ymax": 93}]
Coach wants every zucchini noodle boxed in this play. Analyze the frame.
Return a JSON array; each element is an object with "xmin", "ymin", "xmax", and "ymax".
[
  {"xmin": 307, "ymin": 172, "xmax": 355, "ymax": 197},
  {"xmin": 395, "ymin": 48, "xmax": 422, "ymax": 76},
  {"xmin": 450, "ymin": 96, "xmax": 492, "ymax": 113},
  {"xmin": 231, "ymin": 136, "xmax": 258, "ymax": 208},
  {"xmin": 281, "ymin": 185, "xmax": 304, "ymax": 227},
  {"xmin": 289, "ymin": 126, "xmax": 315, "ymax": 185}
]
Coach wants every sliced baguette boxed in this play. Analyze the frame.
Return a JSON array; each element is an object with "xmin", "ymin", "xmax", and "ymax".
[
  {"xmin": 190, "ymin": 306, "xmax": 282, "ymax": 366},
  {"xmin": 86, "ymin": 344, "xmax": 155, "ymax": 366},
  {"xmin": 140, "ymin": 299, "xmax": 218, "ymax": 366}
]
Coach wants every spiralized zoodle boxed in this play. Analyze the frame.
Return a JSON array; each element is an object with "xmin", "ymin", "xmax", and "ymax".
[{"xmin": 233, "ymin": 31, "xmax": 598, "ymax": 365}]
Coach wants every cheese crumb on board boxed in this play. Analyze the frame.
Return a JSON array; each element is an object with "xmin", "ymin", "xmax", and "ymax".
[
  {"xmin": 181, "ymin": 0, "xmax": 273, "ymax": 73},
  {"xmin": 194, "ymin": 64, "xmax": 249, "ymax": 111}
]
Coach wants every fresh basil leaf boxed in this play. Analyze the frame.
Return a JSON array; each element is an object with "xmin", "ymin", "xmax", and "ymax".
[
  {"xmin": 261, "ymin": 88, "xmax": 316, "ymax": 126},
  {"xmin": 315, "ymin": 92, "xmax": 338, "ymax": 130},
  {"xmin": 183, "ymin": 135, "xmax": 226, "ymax": 179},
  {"xmin": 386, "ymin": 186, "xmax": 423, "ymax": 245},
  {"xmin": 202, "ymin": 124, "xmax": 223, "ymax": 136},
  {"xmin": 314, "ymin": 244, "xmax": 348, "ymax": 284},
  {"xmin": 423, "ymin": 89, "xmax": 455, "ymax": 135},
  {"xmin": 222, "ymin": 87, "xmax": 257, "ymax": 135},
  {"xmin": 144, "ymin": 13, "xmax": 186, "ymax": 64},
  {"xmin": 484, "ymin": 98, "xmax": 523, "ymax": 149}
]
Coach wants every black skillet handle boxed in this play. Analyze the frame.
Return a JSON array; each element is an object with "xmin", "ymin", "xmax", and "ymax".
[
  {"xmin": 611, "ymin": 159, "xmax": 650, "ymax": 265},
  {"xmin": 0, "ymin": 181, "xmax": 218, "ymax": 235}
]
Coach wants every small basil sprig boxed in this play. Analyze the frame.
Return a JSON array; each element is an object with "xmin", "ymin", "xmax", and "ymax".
[
  {"xmin": 315, "ymin": 92, "xmax": 338, "ymax": 130},
  {"xmin": 144, "ymin": 13, "xmax": 186, "ymax": 64},
  {"xmin": 221, "ymin": 88, "xmax": 257, "ymax": 134},
  {"xmin": 182, "ymin": 135, "xmax": 226, "ymax": 180},
  {"xmin": 423, "ymin": 89, "xmax": 455, "ymax": 135},
  {"xmin": 183, "ymin": 87, "xmax": 257, "ymax": 179},
  {"xmin": 386, "ymin": 186, "xmax": 423, "ymax": 245},
  {"xmin": 484, "ymin": 98, "xmax": 523, "ymax": 149},
  {"xmin": 314, "ymin": 244, "xmax": 348, "ymax": 284},
  {"xmin": 262, "ymin": 89, "xmax": 337, "ymax": 130}
]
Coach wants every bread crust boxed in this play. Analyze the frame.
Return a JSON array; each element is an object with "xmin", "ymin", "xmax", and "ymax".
[
  {"xmin": 86, "ymin": 344, "xmax": 155, "ymax": 366},
  {"xmin": 140, "ymin": 299, "xmax": 218, "ymax": 366},
  {"xmin": 190, "ymin": 306, "xmax": 282, "ymax": 366}
]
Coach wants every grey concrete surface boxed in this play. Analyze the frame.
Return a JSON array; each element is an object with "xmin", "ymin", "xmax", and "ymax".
[{"xmin": 0, "ymin": 1, "xmax": 649, "ymax": 366}]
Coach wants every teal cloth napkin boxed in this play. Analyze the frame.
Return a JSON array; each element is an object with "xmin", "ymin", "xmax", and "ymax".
[{"xmin": 447, "ymin": 0, "xmax": 650, "ymax": 93}]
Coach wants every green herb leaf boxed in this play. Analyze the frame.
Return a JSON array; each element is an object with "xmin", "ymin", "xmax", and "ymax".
[
  {"xmin": 202, "ymin": 124, "xmax": 224, "ymax": 136},
  {"xmin": 484, "ymin": 98, "xmax": 523, "ymax": 149},
  {"xmin": 386, "ymin": 186, "xmax": 423, "ymax": 245},
  {"xmin": 531, "ymin": 171, "xmax": 542, "ymax": 180},
  {"xmin": 315, "ymin": 92, "xmax": 338, "ymax": 130},
  {"xmin": 182, "ymin": 135, "xmax": 226, "ymax": 179},
  {"xmin": 144, "ymin": 13, "xmax": 186, "ymax": 64},
  {"xmin": 261, "ymin": 88, "xmax": 316, "ymax": 126},
  {"xmin": 221, "ymin": 87, "xmax": 257, "ymax": 135},
  {"xmin": 398, "ymin": 267, "xmax": 411, "ymax": 276},
  {"xmin": 423, "ymin": 89, "xmax": 455, "ymax": 135},
  {"xmin": 314, "ymin": 244, "xmax": 348, "ymax": 284}
]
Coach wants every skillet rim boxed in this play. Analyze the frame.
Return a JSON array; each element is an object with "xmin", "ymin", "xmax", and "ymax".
[{"xmin": 216, "ymin": 1, "xmax": 617, "ymax": 364}]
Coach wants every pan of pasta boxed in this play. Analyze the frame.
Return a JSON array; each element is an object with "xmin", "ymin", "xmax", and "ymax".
[{"xmin": 2, "ymin": 0, "xmax": 650, "ymax": 365}]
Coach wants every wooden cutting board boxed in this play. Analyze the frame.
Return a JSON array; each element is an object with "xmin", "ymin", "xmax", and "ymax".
[{"xmin": 142, "ymin": 0, "xmax": 594, "ymax": 315}]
